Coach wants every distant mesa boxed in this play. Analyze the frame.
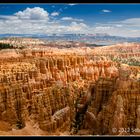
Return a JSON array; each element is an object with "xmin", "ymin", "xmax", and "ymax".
[{"xmin": 1, "ymin": 34, "xmax": 140, "ymax": 45}]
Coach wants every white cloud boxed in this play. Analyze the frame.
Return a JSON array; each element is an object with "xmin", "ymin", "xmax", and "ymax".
[
  {"xmin": 61, "ymin": 17, "xmax": 73, "ymax": 20},
  {"xmin": 14, "ymin": 7, "xmax": 49, "ymax": 20},
  {"xmin": 66, "ymin": 22, "xmax": 88, "ymax": 33},
  {"xmin": 90, "ymin": 17, "xmax": 140, "ymax": 37},
  {"xmin": 107, "ymin": 18, "xmax": 140, "ymax": 28},
  {"xmin": 120, "ymin": 18, "xmax": 140, "ymax": 27},
  {"xmin": 1, "ymin": 7, "xmax": 140, "ymax": 37},
  {"xmin": 92, "ymin": 25, "xmax": 140, "ymax": 37},
  {"xmin": 51, "ymin": 12, "xmax": 59, "ymax": 16},
  {"xmin": 0, "ymin": 15, "xmax": 18, "ymax": 20},
  {"xmin": 0, "ymin": 7, "xmax": 50, "ymax": 34},
  {"xmin": 0, "ymin": 7, "xmax": 88, "ymax": 35},
  {"xmin": 121, "ymin": 18, "xmax": 140, "ymax": 24},
  {"xmin": 102, "ymin": 9, "xmax": 111, "ymax": 13},
  {"xmin": 94, "ymin": 26, "xmax": 113, "ymax": 32},
  {"xmin": 61, "ymin": 17, "xmax": 84, "ymax": 22},
  {"xmin": 115, "ymin": 24, "xmax": 123, "ymax": 27},
  {"xmin": 68, "ymin": 4, "xmax": 77, "ymax": 6}
]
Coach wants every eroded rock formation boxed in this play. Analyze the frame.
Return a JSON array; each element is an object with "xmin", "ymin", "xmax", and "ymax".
[{"xmin": 0, "ymin": 39, "xmax": 139, "ymax": 135}]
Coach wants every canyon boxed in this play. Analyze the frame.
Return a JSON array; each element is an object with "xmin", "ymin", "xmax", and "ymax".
[{"xmin": 0, "ymin": 38, "xmax": 139, "ymax": 136}]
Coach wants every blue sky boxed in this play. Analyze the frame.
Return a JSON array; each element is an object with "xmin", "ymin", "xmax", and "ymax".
[{"xmin": 0, "ymin": 4, "xmax": 140, "ymax": 37}]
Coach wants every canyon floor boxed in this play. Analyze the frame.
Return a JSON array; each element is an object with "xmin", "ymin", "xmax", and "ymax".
[{"xmin": 0, "ymin": 38, "xmax": 139, "ymax": 136}]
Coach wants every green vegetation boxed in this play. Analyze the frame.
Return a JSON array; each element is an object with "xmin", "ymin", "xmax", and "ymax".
[
  {"xmin": 0, "ymin": 42, "xmax": 14, "ymax": 50},
  {"xmin": 111, "ymin": 57, "xmax": 140, "ymax": 66},
  {"xmin": 0, "ymin": 42, "xmax": 26, "ymax": 50},
  {"xmin": 86, "ymin": 43, "xmax": 105, "ymax": 47}
]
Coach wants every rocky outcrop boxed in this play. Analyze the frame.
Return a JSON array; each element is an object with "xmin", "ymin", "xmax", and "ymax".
[
  {"xmin": 84, "ymin": 65, "xmax": 140, "ymax": 135},
  {"xmin": 0, "ymin": 40, "xmax": 139, "ymax": 135}
]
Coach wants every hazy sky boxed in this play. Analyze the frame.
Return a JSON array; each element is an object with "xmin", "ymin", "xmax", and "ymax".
[{"xmin": 0, "ymin": 4, "xmax": 140, "ymax": 37}]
